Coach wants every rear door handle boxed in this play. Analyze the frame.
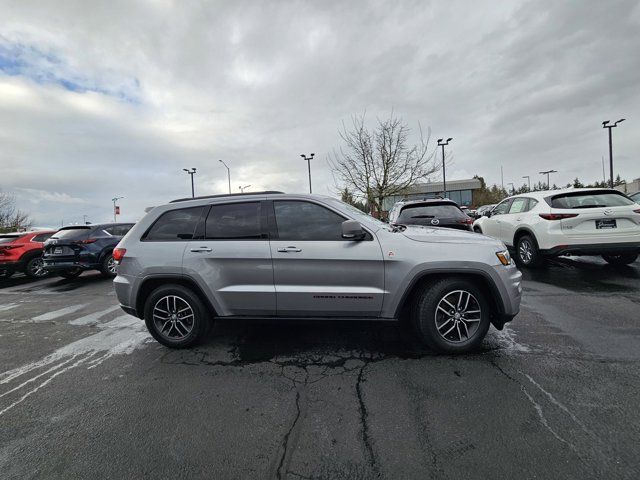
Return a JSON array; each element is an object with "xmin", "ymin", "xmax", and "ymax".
[
  {"xmin": 277, "ymin": 246, "xmax": 302, "ymax": 253},
  {"xmin": 190, "ymin": 247, "xmax": 212, "ymax": 253}
]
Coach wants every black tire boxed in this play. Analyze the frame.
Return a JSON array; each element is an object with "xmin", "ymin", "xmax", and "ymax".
[
  {"xmin": 602, "ymin": 253, "xmax": 638, "ymax": 266},
  {"xmin": 515, "ymin": 234, "xmax": 543, "ymax": 267},
  {"xmin": 100, "ymin": 253, "xmax": 117, "ymax": 278},
  {"xmin": 144, "ymin": 284, "xmax": 211, "ymax": 348},
  {"xmin": 411, "ymin": 278, "xmax": 491, "ymax": 354},
  {"xmin": 473, "ymin": 226, "xmax": 483, "ymax": 234},
  {"xmin": 59, "ymin": 268, "xmax": 82, "ymax": 279},
  {"xmin": 0, "ymin": 268, "xmax": 14, "ymax": 279},
  {"xmin": 24, "ymin": 256, "xmax": 49, "ymax": 279}
]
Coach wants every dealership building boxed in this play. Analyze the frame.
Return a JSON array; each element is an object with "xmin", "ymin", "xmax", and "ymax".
[{"xmin": 383, "ymin": 177, "xmax": 483, "ymax": 211}]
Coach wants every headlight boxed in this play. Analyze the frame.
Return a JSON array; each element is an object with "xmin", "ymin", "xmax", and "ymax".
[{"xmin": 496, "ymin": 250, "xmax": 512, "ymax": 266}]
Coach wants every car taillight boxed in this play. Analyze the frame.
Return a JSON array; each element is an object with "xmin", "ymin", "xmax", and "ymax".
[
  {"xmin": 113, "ymin": 248, "xmax": 126, "ymax": 264},
  {"xmin": 457, "ymin": 218, "xmax": 474, "ymax": 225},
  {"xmin": 539, "ymin": 213, "xmax": 579, "ymax": 221},
  {"xmin": 74, "ymin": 238, "xmax": 97, "ymax": 244}
]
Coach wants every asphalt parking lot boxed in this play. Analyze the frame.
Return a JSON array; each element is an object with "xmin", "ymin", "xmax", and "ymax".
[{"xmin": 1, "ymin": 258, "xmax": 639, "ymax": 479}]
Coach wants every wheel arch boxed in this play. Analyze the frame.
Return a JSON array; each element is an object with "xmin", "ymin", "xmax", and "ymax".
[
  {"xmin": 513, "ymin": 227, "xmax": 538, "ymax": 249},
  {"xmin": 135, "ymin": 275, "xmax": 218, "ymax": 320},
  {"xmin": 18, "ymin": 250, "xmax": 44, "ymax": 271}
]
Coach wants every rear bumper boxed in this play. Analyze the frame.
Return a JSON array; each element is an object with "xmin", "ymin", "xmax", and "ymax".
[
  {"xmin": 542, "ymin": 241, "xmax": 640, "ymax": 257},
  {"xmin": 42, "ymin": 259, "xmax": 100, "ymax": 271}
]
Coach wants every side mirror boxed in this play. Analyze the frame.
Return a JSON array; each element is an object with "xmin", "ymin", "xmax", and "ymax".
[
  {"xmin": 380, "ymin": 217, "xmax": 389, "ymax": 223},
  {"xmin": 341, "ymin": 220, "xmax": 365, "ymax": 240},
  {"xmin": 483, "ymin": 211, "xmax": 492, "ymax": 218}
]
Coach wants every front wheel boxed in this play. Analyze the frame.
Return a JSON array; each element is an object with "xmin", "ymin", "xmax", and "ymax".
[
  {"xmin": 144, "ymin": 284, "xmax": 210, "ymax": 348},
  {"xmin": 602, "ymin": 253, "xmax": 638, "ymax": 266},
  {"xmin": 516, "ymin": 234, "xmax": 543, "ymax": 267},
  {"xmin": 25, "ymin": 256, "xmax": 49, "ymax": 279},
  {"xmin": 412, "ymin": 278, "xmax": 491, "ymax": 353}
]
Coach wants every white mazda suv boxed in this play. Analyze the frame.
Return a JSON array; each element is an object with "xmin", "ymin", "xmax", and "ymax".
[{"xmin": 473, "ymin": 188, "xmax": 640, "ymax": 267}]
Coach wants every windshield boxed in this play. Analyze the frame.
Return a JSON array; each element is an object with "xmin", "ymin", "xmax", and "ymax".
[
  {"xmin": 398, "ymin": 204, "xmax": 466, "ymax": 221},
  {"xmin": 548, "ymin": 191, "xmax": 635, "ymax": 209}
]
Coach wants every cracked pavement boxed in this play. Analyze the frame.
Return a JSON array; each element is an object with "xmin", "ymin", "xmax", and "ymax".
[{"xmin": 1, "ymin": 256, "xmax": 640, "ymax": 479}]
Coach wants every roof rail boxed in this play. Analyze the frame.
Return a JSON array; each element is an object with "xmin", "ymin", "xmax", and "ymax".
[{"xmin": 169, "ymin": 191, "xmax": 285, "ymax": 203}]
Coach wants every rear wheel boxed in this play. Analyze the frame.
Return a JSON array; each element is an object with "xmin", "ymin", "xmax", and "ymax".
[
  {"xmin": 516, "ymin": 234, "xmax": 542, "ymax": 267},
  {"xmin": 100, "ymin": 254, "xmax": 117, "ymax": 278},
  {"xmin": 144, "ymin": 284, "xmax": 210, "ymax": 348},
  {"xmin": 602, "ymin": 253, "xmax": 638, "ymax": 266},
  {"xmin": 473, "ymin": 226, "xmax": 482, "ymax": 234},
  {"xmin": 24, "ymin": 256, "xmax": 49, "ymax": 279},
  {"xmin": 59, "ymin": 268, "xmax": 82, "ymax": 279},
  {"xmin": 412, "ymin": 278, "xmax": 491, "ymax": 353}
]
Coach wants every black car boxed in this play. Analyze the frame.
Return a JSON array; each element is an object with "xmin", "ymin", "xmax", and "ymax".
[
  {"xmin": 389, "ymin": 199, "xmax": 474, "ymax": 231},
  {"xmin": 43, "ymin": 223, "xmax": 134, "ymax": 279}
]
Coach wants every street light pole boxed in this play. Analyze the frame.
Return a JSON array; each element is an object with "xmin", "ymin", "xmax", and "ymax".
[
  {"xmin": 183, "ymin": 168, "xmax": 197, "ymax": 198},
  {"xmin": 111, "ymin": 196, "xmax": 124, "ymax": 222},
  {"xmin": 602, "ymin": 119, "xmax": 625, "ymax": 188},
  {"xmin": 300, "ymin": 153, "xmax": 315, "ymax": 193},
  {"xmin": 437, "ymin": 138, "xmax": 453, "ymax": 196},
  {"xmin": 239, "ymin": 184, "xmax": 251, "ymax": 193},
  {"xmin": 522, "ymin": 175, "xmax": 531, "ymax": 192},
  {"xmin": 539, "ymin": 170, "xmax": 557, "ymax": 190},
  {"xmin": 508, "ymin": 182, "xmax": 515, "ymax": 194},
  {"xmin": 219, "ymin": 160, "xmax": 231, "ymax": 194}
]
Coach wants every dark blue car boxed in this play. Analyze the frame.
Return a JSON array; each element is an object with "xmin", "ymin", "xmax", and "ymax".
[{"xmin": 43, "ymin": 223, "xmax": 134, "ymax": 279}]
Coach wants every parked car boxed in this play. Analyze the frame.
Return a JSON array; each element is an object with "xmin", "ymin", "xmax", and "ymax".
[
  {"xmin": 388, "ymin": 199, "xmax": 474, "ymax": 231},
  {"xmin": 473, "ymin": 188, "xmax": 640, "ymax": 267},
  {"xmin": 630, "ymin": 191, "xmax": 640, "ymax": 203},
  {"xmin": 43, "ymin": 223, "xmax": 134, "ymax": 278},
  {"xmin": 113, "ymin": 192, "xmax": 521, "ymax": 353},
  {"xmin": 0, "ymin": 230, "xmax": 56, "ymax": 279}
]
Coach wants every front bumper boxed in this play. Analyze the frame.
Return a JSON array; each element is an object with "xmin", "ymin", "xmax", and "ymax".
[{"xmin": 542, "ymin": 241, "xmax": 640, "ymax": 257}]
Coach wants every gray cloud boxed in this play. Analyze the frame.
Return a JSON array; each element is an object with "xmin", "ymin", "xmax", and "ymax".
[{"xmin": 0, "ymin": 0, "xmax": 638, "ymax": 226}]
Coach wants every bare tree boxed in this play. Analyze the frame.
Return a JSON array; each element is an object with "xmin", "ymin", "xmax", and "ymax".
[
  {"xmin": 0, "ymin": 192, "xmax": 31, "ymax": 233},
  {"xmin": 330, "ymin": 112, "xmax": 439, "ymax": 215}
]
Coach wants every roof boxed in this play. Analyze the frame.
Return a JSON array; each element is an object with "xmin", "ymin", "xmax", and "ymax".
[
  {"xmin": 507, "ymin": 187, "xmax": 620, "ymax": 200},
  {"xmin": 395, "ymin": 198, "xmax": 458, "ymax": 208},
  {"xmin": 170, "ymin": 191, "xmax": 284, "ymax": 203}
]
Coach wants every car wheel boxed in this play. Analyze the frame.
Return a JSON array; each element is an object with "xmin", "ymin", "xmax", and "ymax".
[
  {"xmin": 602, "ymin": 253, "xmax": 638, "ymax": 266},
  {"xmin": 144, "ymin": 284, "xmax": 210, "ymax": 349},
  {"xmin": 473, "ymin": 226, "xmax": 482, "ymax": 234},
  {"xmin": 59, "ymin": 268, "xmax": 82, "ymax": 279},
  {"xmin": 0, "ymin": 268, "xmax": 14, "ymax": 279},
  {"xmin": 412, "ymin": 278, "xmax": 491, "ymax": 353},
  {"xmin": 24, "ymin": 256, "xmax": 49, "ymax": 279},
  {"xmin": 100, "ymin": 253, "xmax": 118, "ymax": 278},
  {"xmin": 516, "ymin": 234, "xmax": 542, "ymax": 267}
]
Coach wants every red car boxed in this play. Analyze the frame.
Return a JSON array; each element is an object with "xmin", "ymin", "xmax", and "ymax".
[{"xmin": 0, "ymin": 230, "xmax": 56, "ymax": 279}]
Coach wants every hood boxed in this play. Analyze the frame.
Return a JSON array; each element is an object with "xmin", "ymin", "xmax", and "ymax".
[{"xmin": 401, "ymin": 225, "xmax": 503, "ymax": 246}]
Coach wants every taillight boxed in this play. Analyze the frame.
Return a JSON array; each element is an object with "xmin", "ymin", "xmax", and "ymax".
[
  {"xmin": 73, "ymin": 238, "xmax": 97, "ymax": 244},
  {"xmin": 457, "ymin": 218, "xmax": 474, "ymax": 225},
  {"xmin": 539, "ymin": 213, "xmax": 579, "ymax": 221},
  {"xmin": 113, "ymin": 248, "xmax": 126, "ymax": 264}
]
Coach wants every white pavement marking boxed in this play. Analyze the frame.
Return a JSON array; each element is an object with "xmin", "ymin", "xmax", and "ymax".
[
  {"xmin": 69, "ymin": 305, "xmax": 121, "ymax": 325},
  {"xmin": 31, "ymin": 304, "xmax": 87, "ymax": 322},
  {"xmin": 0, "ymin": 303, "xmax": 19, "ymax": 312},
  {"xmin": 0, "ymin": 312, "xmax": 151, "ymax": 417}
]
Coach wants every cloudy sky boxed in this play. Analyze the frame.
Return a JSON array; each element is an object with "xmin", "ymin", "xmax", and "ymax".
[{"xmin": 1, "ymin": 0, "xmax": 639, "ymax": 227}]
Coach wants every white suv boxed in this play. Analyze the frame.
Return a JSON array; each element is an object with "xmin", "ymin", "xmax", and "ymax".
[{"xmin": 473, "ymin": 188, "xmax": 640, "ymax": 267}]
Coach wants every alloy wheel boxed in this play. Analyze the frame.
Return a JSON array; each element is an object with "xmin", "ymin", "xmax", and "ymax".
[
  {"xmin": 519, "ymin": 239, "xmax": 533, "ymax": 264},
  {"xmin": 434, "ymin": 290, "xmax": 482, "ymax": 343},
  {"xmin": 29, "ymin": 258, "xmax": 48, "ymax": 277},
  {"xmin": 153, "ymin": 295, "xmax": 195, "ymax": 341},
  {"xmin": 107, "ymin": 256, "xmax": 117, "ymax": 275}
]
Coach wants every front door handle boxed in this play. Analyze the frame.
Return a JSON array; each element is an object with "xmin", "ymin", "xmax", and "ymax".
[
  {"xmin": 190, "ymin": 247, "xmax": 212, "ymax": 253},
  {"xmin": 277, "ymin": 246, "xmax": 302, "ymax": 253}
]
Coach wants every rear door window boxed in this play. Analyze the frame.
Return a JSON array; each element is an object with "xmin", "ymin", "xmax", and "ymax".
[
  {"xmin": 144, "ymin": 207, "xmax": 205, "ymax": 241},
  {"xmin": 398, "ymin": 203, "xmax": 465, "ymax": 221},
  {"xmin": 549, "ymin": 191, "xmax": 634, "ymax": 209},
  {"xmin": 205, "ymin": 202, "xmax": 262, "ymax": 240},
  {"xmin": 508, "ymin": 198, "xmax": 528, "ymax": 214}
]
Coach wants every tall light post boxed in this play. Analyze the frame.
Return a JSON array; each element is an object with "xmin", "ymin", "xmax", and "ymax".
[
  {"xmin": 300, "ymin": 153, "xmax": 315, "ymax": 193},
  {"xmin": 219, "ymin": 160, "xmax": 231, "ymax": 194},
  {"xmin": 508, "ymin": 182, "xmax": 515, "ymax": 194},
  {"xmin": 522, "ymin": 175, "xmax": 531, "ymax": 192},
  {"xmin": 539, "ymin": 170, "xmax": 557, "ymax": 190},
  {"xmin": 111, "ymin": 196, "xmax": 124, "ymax": 222},
  {"xmin": 183, "ymin": 168, "xmax": 197, "ymax": 198},
  {"xmin": 437, "ymin": 138, "xmax": 452, "ymax": 196},
  {"xmin": 602, "ymin": 119, "xmax": 625, "ymax": 188},
  {"xmin": 239, "ymin": 184, "xmax": 251, "ymax": 193}
]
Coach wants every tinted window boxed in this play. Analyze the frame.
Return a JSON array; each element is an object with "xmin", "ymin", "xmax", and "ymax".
[
  {"xmin": 144, "ymin": 207, "xmax": 204, "ymax": 241},
  {"xmin": 492, "ymin": 200, "xmax": 511, "ymax": 215},
  {"xmin": 549, "ymin": 191, "xmax": 634, "ymax": 209},
  {"xmin": 508, "ymin": 198, "xmax": 528, "ymax": 214},
  {"xmin": 51, "ymin": 227, "xmax": 91, "ymax": 240},
  {"xmin": 275, "ymin": 201, "xmax": 345, "ymax": 241},
  {"xmin": 205, "ymin": 202, "xmax": 262, "ymax": 240},
  {"xmin": 106, "ymin": 224, "xmax": 133, "ymax": 237},
  {"xmin": 32, "ymin": 233, "xmax": 53, "ymax": 242},
  {"xmin": 398, "ymin": 203, "xmax": 465, "ymax": 221},
  {"xmin": 0, "ymin": 235, "xmax": 20, "ymax": 244}
]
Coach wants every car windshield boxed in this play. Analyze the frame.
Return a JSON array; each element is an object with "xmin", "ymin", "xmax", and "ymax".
[
  {"xmin": 50, "ymin": 227, "xmax": 92, "ymax": 239},
  {"xmin": 0, "ymin": 235, "xmax": 21, "ymax": 244},
  {"xmin": 548, "ymin": 191, "xmax": 635, "ymax": 209},
  {"xmin": 398, "ymin": 203, "xmax": 466, "ymax": 221}
]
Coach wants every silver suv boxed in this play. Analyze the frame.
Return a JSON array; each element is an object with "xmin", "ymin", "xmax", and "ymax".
[{"xmin": 113, "ymin": 192, "xmax": 521, "ymax": 353}]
